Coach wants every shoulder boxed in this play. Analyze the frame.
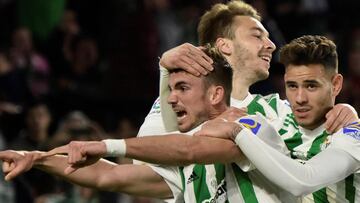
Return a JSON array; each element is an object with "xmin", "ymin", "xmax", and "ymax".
[
  {"xmin": 148, "ymin": 97, "xmax": 161, "ymax": 116},
  {"xmin": 338, "ymin": 120, "xmax": 360, "ymax": 141}
]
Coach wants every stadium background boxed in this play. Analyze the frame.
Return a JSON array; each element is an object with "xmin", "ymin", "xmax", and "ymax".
[{"xmin": 0, "ymin": 0, "xmax": 359, "ymax": 202}]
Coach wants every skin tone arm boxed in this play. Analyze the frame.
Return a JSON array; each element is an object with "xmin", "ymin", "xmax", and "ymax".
[
  {"xmin": 0, "ymin": 150, "xmax": 172, "ymax": 199},
  {"xmin": 48, "ymin": 132, "xmax": 245, "ymax": 174}
]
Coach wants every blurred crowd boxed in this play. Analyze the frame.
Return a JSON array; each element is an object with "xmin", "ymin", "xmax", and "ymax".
[{"xmin": 0, "ymin": 0, "xmax": 359, "ymax": 202}]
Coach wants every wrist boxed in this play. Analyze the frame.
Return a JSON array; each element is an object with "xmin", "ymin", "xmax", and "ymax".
[
  {"xmin": 102, "ymin": 139, "xmax": 126, "ymax": 157},
  {"xmin": 231, "ymin": 122, "xmax": 243, "ymax": 141},
  {"xmin": 29, "ymin": 151, "xmax": 46, "ymax": 166}
]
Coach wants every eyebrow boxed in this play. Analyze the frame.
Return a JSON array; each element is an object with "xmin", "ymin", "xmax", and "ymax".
[
  {"xmin": 303, "ymin": 79, "xmax": 320, "ymax": 84},
  {"xmin": 285, "ymin": 80, "xmax": 320, "ymax": 85},
  {"xmin": 168, "ymin": 81, "xmax": 188, "ymax": 90},
  {"xmin": 250, "ymin": 27, "xmax": 269, "ymax": 37}
]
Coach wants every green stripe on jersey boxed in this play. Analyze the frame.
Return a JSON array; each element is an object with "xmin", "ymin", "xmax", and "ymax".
[
  {"xmin": 231, "ymin": 163, "xmax": 258, "ymax": 203},
  {"xmin": 193, "ymin": 165, "xmax": 211, "ymax": 202},
  {"xmin": 306, "ymin": 131, "xmax": 329, "ymax": 159},
  {"xmin": 262, "ymin": 93, "xmax": 278, "ymax": 114},
  {"xmin": 345, "ymin": 174, "xmax": 355, "ymax": 203},
  {"xmin": 284, "ymin": 131, "xmax": 303, "ymax": 155},
  {"xmin": 179, "ymin": 166, "xmax": 185, "ymax": 193},
  {"xmin": 214, "ymin": 163, "xmax": 226, "ymax": 184},
  {"xmin": 247, "ymin": 95, "xmax": 265, "ymax": 116},
  {"xmin": 313, "ymin": 188, "xmax": 329, "ymax": 203}
]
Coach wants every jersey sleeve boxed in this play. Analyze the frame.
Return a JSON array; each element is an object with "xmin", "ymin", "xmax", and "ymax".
[
  {"xmin": 149, "ymin": 164, "xmax": 184, "ymax": 202},
  {"xmin": 234, "ymin": 126, "xmax": 359, "ymax": 196},
  {"xmin": 137, "ymin": 97, "xmax": 167, "ymax": 137},
  {"xmin": 331, "ymin": 121, "xmax": 360, "ymax": 163},
  {"xmin": 159, "ymin": 65, "xmax": 178, "ymax": 132},
  {"xmin": 233, "ymin": 113, "xmax": 289, "ymax": 171}
]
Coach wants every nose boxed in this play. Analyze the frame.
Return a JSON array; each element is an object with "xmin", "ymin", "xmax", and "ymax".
[
  {"xmin": 264, "ymin": 37, "xmax": 276, "ymax": 52},
  {"xmin": 167, "ymin": 91, "xmax": 178, "ymax": 105},
  {"xmin": 295, "ymin": 88, "xmax": 308, "ymax": 105}
]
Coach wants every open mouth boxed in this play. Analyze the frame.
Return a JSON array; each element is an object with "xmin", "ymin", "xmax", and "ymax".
[
  {"xmin": 176, "ymin": 110, "xmax": 187, "ymax": 119},
  {"xmin": 260, "ymin": 55, "xmax": 271, "ymax": 62}
]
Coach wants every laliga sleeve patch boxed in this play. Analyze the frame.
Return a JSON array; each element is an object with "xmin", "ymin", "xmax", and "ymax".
[
  {"xmin": 343, "ymin": 121, "xmax": 360, "ymax": 140},
  {"xmin": 238, "ymin": 118, "xmax": 261, "ymax": 135},
  {"xmin": 149, "ymin": 97, "xmax": 161, "ymax": 115}
]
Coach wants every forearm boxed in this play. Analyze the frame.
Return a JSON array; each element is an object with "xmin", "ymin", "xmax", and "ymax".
[
  {"xmin": 126, "ymin": 134, "xmax": 244, "ymax": 165},
  {"xmin": 235, "ymin": 130, "xmax": 358, "ymax": 196},
  {"xmin": 34, "ymin": 154, "xmax": 172, "ymax": 198}
]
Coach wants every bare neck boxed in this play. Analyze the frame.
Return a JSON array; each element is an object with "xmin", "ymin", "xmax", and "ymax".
[{"xmin": 231, "ymin": 71, "xmax": 251, "ymax": 100}]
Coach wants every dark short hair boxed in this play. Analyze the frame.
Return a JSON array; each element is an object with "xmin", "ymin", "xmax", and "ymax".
[
  {"xmin": 202, "ymin": 45, "xmax": 233, "ymax": 105},
  {"xmin": 280, "ymin": 35, "xmax": 338, "ymax": 74},
  {"xmin": 169, "ymin": 46, "xmax": 233, "ymax": 105}
]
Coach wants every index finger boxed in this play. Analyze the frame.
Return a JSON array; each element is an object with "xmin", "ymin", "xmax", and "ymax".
[
  {"xmin": 0, "ymin": 151, "xmax": 18, "ymax": 161},
  {"xmin": 44, "ymin": 145, "xmax": 70, "ymax": 157},
  {"xmin": 198, "ymin": 46, "xmax": 214, "ymax": 64}
]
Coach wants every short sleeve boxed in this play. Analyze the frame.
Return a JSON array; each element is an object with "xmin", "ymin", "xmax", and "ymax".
[
  {"xmin": 149, "ymin": 165, "xmax": 184, "ymax": 202},
  {"xmin": 137, "ymin": 97, "xmax": 167, "ymax": 137}
]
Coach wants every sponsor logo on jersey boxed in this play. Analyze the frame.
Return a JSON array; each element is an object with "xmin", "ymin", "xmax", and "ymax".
[
  {"xmin": 343, "ymin": 121, "xmax": 360, "ymax": 140},
  {"xmin": 202, "ymin": 179, "xmax": 227, "ymax": 203},
  {"xmin": 320, "ymin": 136, "xmax": 332, "ymax": 151},
  {"xmin": 238, "ymin": 118, "xmax": 261, "ymax": 135},
  {"xmin": 187, "ymin": 171, "xmax": 199, "ymax": 184},
  {"xmin": 149, "ymin": 98, "xmax": 161, "ymax": 115}
]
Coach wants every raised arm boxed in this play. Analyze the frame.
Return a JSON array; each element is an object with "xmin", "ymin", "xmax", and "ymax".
[{"xmin": 0, "ymin": 150, "xmax": 172, "ymax": 199}]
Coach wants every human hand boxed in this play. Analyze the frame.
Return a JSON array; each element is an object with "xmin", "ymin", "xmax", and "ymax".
[
  {"xmin": 45, "ymin": 141, "xmax": 107, "ymax": 174},
  {"xmin": 194, "ymin": 119, "xmax": 242, "ymax": 141},
  {"xmin": 159, "ymin": 43, "xmax": 213, "ymax": 76},
  {"xmin": 325, "ymin": 103, "xmax": 359, "ymax": 133},
  {"xmin": 217, "ymin": 107, "xmax": 247, "ymax": 122},
  {"xmin": 0, "ymin": 150, "xmax": 41, "ymax": 181}
]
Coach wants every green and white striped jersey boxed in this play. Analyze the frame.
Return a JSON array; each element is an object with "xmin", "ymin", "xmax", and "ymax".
[
  {"xmin": 279, "ymin": 113, "xmax": 360, "ymax": 203},
  {"xmin": 150, "ymin": 93, "xmax": 293, "ymax": 203}
]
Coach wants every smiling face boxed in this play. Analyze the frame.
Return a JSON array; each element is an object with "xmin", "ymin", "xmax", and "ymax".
[
  {"xmin": 284, "ymin": 64, "xmax": 342, "ymax": 129},
  {"xmin": 229, "ymin": 16, "xmax": 276, "ymax": 83},
  {"xmin": 167, "ymin": 71, "xmax": 213, "ymax": 132}
]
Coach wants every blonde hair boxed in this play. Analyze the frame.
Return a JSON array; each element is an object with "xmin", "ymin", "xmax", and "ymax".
[{"xmin": 198, "ymin": 0, "xmax": 261, "ymax": 46}]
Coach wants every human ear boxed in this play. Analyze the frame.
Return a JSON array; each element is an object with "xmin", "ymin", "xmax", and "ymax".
[
  {"xmin": 208, "ymin": 86, "xmax": 225, "ymax": 105},
  {"xmin": 215, "ymin": 38, "xmax": 232, "ymax": 55},
  {"xmin": 332, "ymin": 74, "xmax": 343, "ymax": 96}
]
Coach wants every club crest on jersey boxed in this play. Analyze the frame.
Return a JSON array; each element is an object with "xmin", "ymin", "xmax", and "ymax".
[
  {"xmin": 238, "ymin": 118, "xmax": 261, "ymax": 135},
  {"xmin": 343, "ymin": 121, "xmax": 360, "ymax": 140},
  {"xmin": 149, "ymin": 98, "xmax": 161, "ymax": 115}
]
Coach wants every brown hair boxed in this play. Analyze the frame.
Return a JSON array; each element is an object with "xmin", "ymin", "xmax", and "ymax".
[
  {"xmin": 202, "ymin": 45, "xmax": 233, "ymax": 105},
  {"xmin": 169, "ymin": 45, "xmax": 233, "ymax": 105},
  {"xmin": 280, "ymin": 35, "xmax": 338, "ymax": 73},
  {"xmin": 198, "ymin": 0, "xmax": 261, "ymax": 46}
]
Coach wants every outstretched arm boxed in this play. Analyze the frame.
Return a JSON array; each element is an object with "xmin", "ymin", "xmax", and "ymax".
[
  {"xmin": 0, "ymin": 150, "xmax": 172, "ymax": 198},
  {"xmin": 49, "ymin": 133, "xmax": 244, "ymax": 170},
  {"xmin": 126, "ymin": 133, "xmax": 244, "ymax": 165}
]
